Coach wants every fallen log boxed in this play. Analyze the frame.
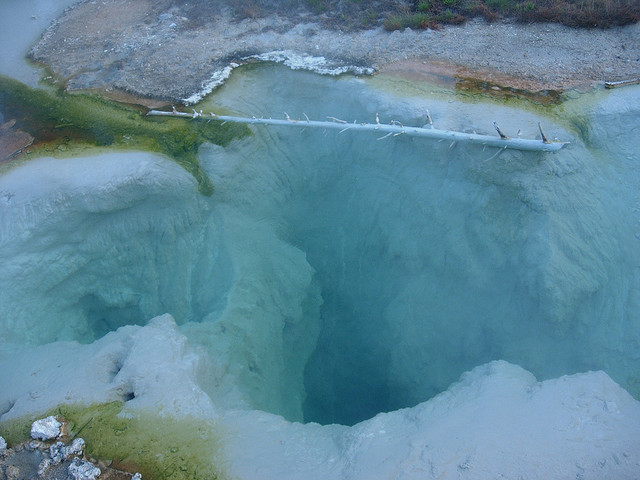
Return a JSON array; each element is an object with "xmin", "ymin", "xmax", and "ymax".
[{"xmin": 147, "ymin": 109, "xmax": 568, "ymax": 153}]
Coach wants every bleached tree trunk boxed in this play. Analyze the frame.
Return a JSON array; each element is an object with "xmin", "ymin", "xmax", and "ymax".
[{"xmin": 147, "ymin": 109, "xmax": 567, "ymax": 152}]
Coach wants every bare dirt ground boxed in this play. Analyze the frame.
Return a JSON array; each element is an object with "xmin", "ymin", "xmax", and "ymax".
[{"xmin": 27, "ymin": 0, "xmax": 640, "ymax": 103}]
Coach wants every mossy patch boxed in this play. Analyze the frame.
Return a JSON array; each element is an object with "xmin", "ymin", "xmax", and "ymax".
[
  {"xmin": 0, "ymin": 402, "xmax": 227, "ymax": 480},
  {"xmin": 0, "ymin": 75, "xmax": 250, "ymax": 195}
]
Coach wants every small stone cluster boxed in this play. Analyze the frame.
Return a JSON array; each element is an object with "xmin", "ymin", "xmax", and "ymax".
[{"xmin": 0, "ymin": 416, "xmax": 141, "ymax": 480}]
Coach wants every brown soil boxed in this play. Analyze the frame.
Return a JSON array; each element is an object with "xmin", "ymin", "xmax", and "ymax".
[
  {"xmin": 378, "ymin": 59, "xmax": 585, "ymax": 103},
  {"xmin": 0, "ymin": 120, "xmax": 34, "ymax": 164}
]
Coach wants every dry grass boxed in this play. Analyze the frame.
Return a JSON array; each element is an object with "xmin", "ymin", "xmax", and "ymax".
[
  {"xmin": 170, "ymin": 0, "xmax": 639, "ymax": 31},
  {"xmin": 513, "ymin": 0, "xmax": 640, "ymax": 27},
  {"xmin": 384, "ymin": 0, "xmax": 639, "ymax": 30}
]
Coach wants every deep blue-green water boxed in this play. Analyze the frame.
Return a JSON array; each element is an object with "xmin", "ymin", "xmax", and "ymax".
[{"xmin": 1, "ymin": 56, "xmax": 639, "ymax": 426}]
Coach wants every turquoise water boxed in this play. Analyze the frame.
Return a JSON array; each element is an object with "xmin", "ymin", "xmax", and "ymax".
[
  {"xmin": 1, "ymin": 58, "xmax": 639, "ymax": 426},
  {"xmin": 198, "ymin": 65, "xmax": 640, "ymax": 424},
  {"xmin": 0, "ymin": 0, "xmax": 79, "ymax": 86}
]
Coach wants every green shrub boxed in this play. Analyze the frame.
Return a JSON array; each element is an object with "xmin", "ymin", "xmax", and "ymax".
[
  {"xmin": 305, "ymin": 0, "xmax": 328, "ymax": 13},
  {"xmin": 408, "ymin": 12, "xmax": 433, "ymax": 28},
  {"xmin": 383, "ymin": 14, "xmax": 405, "ymax": 30},
  {"xmin": 486, "ymin": 0, "xmax": 511, "ymax": 12}
]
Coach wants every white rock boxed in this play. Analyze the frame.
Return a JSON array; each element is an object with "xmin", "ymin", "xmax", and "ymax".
[
  {"xmin": 0, "ymin": 435, "xmax": 7, "ymax": 451},
  {"xmin": 50, "ymin": 437, "xmax": 85, "ymax": 464},
  {"xmin": 68, "ymin": 458, "xmax": 101, "ymax": 480},
  {"xmin": 131, "ymin": 473, "xmax": 142, "ymax": 480},
  {"xmin": 49, "ymin": 441, "xmax": 65, "ymax": 464},
  {"xmin": 26, "ymin": 440, "xmax": 43, "ymax": 451},
  {"xmin": 30, "ymin": 416, "xmax": 61, "ymax": 440},
  {"xmin": 66, "ymin": 438, "xmax": 86, "ymax": 458}
]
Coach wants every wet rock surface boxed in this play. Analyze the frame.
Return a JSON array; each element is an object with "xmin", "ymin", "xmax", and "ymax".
[
  {"xmin": 0, "ymin": 119, "xmax": 33, "ymax": 164},
  {"xmin": 28, "ymin": 0, "xmax": 640, "ymax": 102}
]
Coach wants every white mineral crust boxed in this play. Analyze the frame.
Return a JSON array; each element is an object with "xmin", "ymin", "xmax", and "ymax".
[
  {"xmin": 68, "ymin": 458, "xmax": 101, "ymax": 480},
  {"xmin": 50, "ymin": 438, "xmax": 85, "ymax": 464},
  {"xmin": 30, "ymin": 416, "xmax": 61, "ymax": 441},
  {"xmin": 49, "ymin": 442, "xmax": 65, "ymax": 464},
  {"xmin": 66, "ymin": 438, "xmax": 86, "ymax": 458}
]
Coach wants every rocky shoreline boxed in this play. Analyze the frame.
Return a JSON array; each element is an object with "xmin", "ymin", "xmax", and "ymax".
[
  {"xmin": 28, "ymin": 0, "xmax": 640, "ymax": 104},
  {"xmin": 0, "ymin": 417, "xmax": 139, "ymax": 480}
]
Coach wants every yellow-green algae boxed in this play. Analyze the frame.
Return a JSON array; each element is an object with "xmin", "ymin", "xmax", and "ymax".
[
  {"xmin": 0, "ymin": 402, "xmax": 227, "ymax": 480},
  {"xmin": 0, "ymin": 74, "xmax": 250, "ymax": 195},
  {"xmin": 367, "ymin": 72, "xmax": 614, "ymax": 143}
]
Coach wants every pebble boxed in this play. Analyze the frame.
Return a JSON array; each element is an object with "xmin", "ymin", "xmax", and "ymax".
[
  {"xmin": 5, "ymin": 465, "xmax": 19, "ymax": 480},
  {"xmin": 38, "ymin": 457, "xmax": 52, "ymax": 475}
]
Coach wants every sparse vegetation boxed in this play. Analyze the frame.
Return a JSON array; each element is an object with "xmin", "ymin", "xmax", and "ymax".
[
  {"xmin": 220, "ymin": 0, "xmax": 638, "ymax": 31},
  {"xmin": 383, "ymin": 0, "xmax": 639, "ymax": 30},
  {"xmin": 305, "ymin": 0, "xmax": 330, "ymax": 13}
]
